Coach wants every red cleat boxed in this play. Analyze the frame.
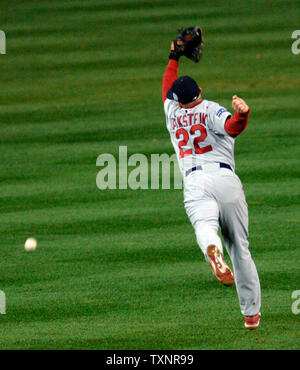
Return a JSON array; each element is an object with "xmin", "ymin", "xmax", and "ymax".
[
  {"xmin": 206, "ymin": 245, "xmax": 234, "ymax": 287},
  {"xmin": 244, "ymin": 312, "xmax": 261, "ymax": 330}
]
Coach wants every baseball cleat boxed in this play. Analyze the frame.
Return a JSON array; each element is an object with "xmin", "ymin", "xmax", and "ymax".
[
  {"xmin": 206, "ymin": 245, "xmax": 235, "ymax": 286},
  {"xmin": 244, "ymin": 312, "xmax": 261, "ymax": 330}
]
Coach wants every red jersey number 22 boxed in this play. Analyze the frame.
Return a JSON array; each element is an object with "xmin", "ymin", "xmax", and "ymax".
[{"xmin": 176, "ymin": 124, "xmax": 212, "ymax": 158}]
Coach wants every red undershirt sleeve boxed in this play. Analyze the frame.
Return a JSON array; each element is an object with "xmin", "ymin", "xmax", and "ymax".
[
  {"xmin": 162, "ymin": 59, "xmax": 178, "ymax": 103},
  {"xmin": 224, "ymin": 110, "xmax": 250, "ymax": 136}
]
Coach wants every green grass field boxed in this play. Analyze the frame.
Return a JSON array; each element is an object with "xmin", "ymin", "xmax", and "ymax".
[{"xmin": 0, "ymin": 0, "xmax": 299, "ymax": 350}]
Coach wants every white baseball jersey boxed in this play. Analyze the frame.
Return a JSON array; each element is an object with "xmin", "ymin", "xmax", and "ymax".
[{"xmin": 164, "ymin": 98, "xmax": 235, "ymax": 176}]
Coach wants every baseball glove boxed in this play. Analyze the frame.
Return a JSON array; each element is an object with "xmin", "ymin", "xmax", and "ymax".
[{"xmin": 173, "ymin": 26, "xmax": 203, "ymax": 62}]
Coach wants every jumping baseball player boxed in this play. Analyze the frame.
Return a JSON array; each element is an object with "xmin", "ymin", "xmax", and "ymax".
[{"xmin": 162, "ymin": 27, "xmax": 261, "ymax": 329}]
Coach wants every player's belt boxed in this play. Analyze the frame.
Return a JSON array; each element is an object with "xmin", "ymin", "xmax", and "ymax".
[{"xmin": 185, "ymin": 162, "xmax": 232, "ymax": 177}]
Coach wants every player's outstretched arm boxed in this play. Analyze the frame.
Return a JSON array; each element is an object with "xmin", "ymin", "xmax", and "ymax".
[
  {"xmin": 224, "ymin": 95, "xmax": 250, "ymax": 137},
  {"xmin": 162, "ymin": 42, "xmax": 181, "ymax": 103},
  {"xmin": 162, "ymin": 27, "xmax": 203, "ymax": 103}
]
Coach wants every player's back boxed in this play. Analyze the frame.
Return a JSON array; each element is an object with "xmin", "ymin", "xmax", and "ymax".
[{"xmin": 164, "ymin": 98, "xmax": 236, "ymax": 175}]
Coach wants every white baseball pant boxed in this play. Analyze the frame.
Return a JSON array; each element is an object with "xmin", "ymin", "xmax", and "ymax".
[{"xmin": 183, "ymin": 163, "xmax": 261, "ymax": 316}]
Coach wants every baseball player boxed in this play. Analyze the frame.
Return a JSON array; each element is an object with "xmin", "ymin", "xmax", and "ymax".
[{"xmin": 162, "ymin": 28, "xmax": 261, "ymax": 329}]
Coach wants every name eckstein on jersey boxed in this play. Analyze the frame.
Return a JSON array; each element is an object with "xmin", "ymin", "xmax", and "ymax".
[{"xmin": 171, "ymin": 112, "xmax": 207, "ymax": 130}]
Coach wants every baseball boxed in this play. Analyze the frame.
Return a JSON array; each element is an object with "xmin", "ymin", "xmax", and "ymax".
[{"xmin": 24, "ymin": 237, "xmax": 37, "ymax": 252}]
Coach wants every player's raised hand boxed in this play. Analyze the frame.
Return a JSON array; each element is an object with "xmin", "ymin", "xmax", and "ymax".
[{"xmin": 232, "ymin": 95, "xmax": 249, "ymax": 114}]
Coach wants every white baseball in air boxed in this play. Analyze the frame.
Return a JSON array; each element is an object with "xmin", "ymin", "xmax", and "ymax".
[{"xmin": 24, "ymin": 237, "xmax": 37, "ymax": 252}]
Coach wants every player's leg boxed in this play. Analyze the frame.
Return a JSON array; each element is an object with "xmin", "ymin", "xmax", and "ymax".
[
  {"xmin": 218, "ymin": 173, "xmax": 261, "ymax": 317},
  {"xmin": 184, "ymin": 197, "xmax": 234, "ymax": 286},
  {"xmin": 185, "ymin": 198, "xmax": 222, "ymax": 256}
]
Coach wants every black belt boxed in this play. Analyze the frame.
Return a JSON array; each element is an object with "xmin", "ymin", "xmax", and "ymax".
[{"xmin": 185, "ymin": 162, "xmax": 232, "ymax": 177}]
